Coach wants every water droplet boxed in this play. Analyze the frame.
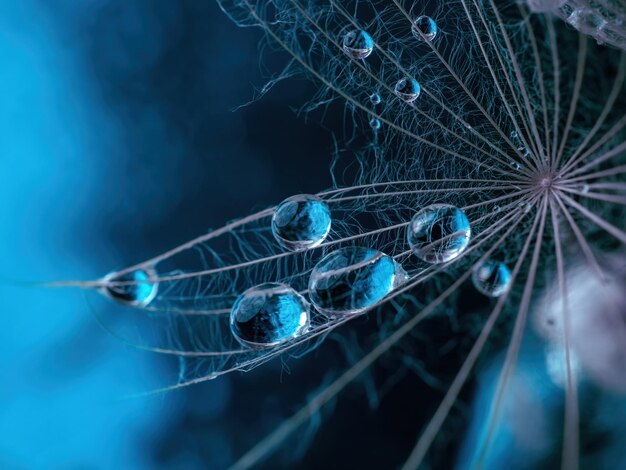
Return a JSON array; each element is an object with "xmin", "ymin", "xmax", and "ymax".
[
  {"xmin": 493, "ymin": 205, "xmax": 501, "ymax": 213},
  {"xmin": 230, "ymin": 283, "xmax": 309, "ymax": 348},
  {"xmin": 472, "ymin": 260, "xmax": 511, "ymax": 297},
  {"xmin": 407, "ymin": 204, "xmax": 471, "ymax": 264},
  {"xmin": 272, "ymin": 194, "xmax": 332, "ymax": 251},
  {"xmin": 567, "ymin": 8, "xmax": 607, "ymax": 34},
  {"xmin": 411, "ymin": 15, "xmax": 438, "ymax": 41},
  {"xmin": 370, "ymin": 93, "xmax": 381, "ymax": 105},
  {"xmin": 369, "ymin": 117, "xmax": 381, "ymax": 130},
  {"xmin": 342, "ymin": 30, "xmax": 374, "ymax": 59},
  {"xmin": 308, "ymin": 247, "xmax": 407, "ymax": 316},
  {"xmin": 101, "ymin": 268, "xmax": 158, "ymax": 307},
  {"xmin": 580, "ymin": 183, "xmax": 590, "ymax": 194},
  {"xmin": 394, "ymin": 78, "xmax": 421, "ymax": 103}
]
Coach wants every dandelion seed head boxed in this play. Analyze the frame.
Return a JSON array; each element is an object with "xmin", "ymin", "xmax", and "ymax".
[{"xmin": 68, "ymin": 0, "xmax": 626, "ymax": 466}]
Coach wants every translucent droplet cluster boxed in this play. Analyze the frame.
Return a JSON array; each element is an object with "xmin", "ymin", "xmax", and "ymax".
[
  {"xmin": 472, "ymin": 260, "xmax": 512, "ymax": 297},
  {"xmin": 547, "ymin": 2, "xmax": 626, "ymax": 50},
  {"xmin": 230, "ymin": 283, "xmax": 309, "ymax": 348},
  {"xmin": 308, "ymin": 247, "xmax": 407, "ymax": 316},
  {"xmin": 342, "ymin": 30, "xmax": 374, "ymax": 59},
  {"xmin": 407, "ymin": 204, "xmax": 471, "ymax": 264},
  {"xmin": 272, "ymin": 194, "xmax": 331, "ymax": 251},
  {"xmin": 102, "ymin": 268, "xmax": 158, "ymax": 307}
]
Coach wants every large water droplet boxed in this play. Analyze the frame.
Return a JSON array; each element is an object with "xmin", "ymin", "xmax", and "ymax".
[
  {"xmin": 230, "ymin": 283, "xmax": 309, "ymax": 348},
  {"xmin": 370, "ymin": 93, "xmax": 382, "ymax": 105},
  {"xmin": 101, "ymin": 268, "xmax": 158, "ymax": 307},
  {"xmin": 411, "ymin": 16, "xmax": 438, "ymax": 41},
  {"xmin": 342, "ymin": 30, "xmax": 374, "ymax": 59},
  {"xmin": 394, "ymin": 78, "xmax": 421, "ymax": 103},
  {"xmin": 272, "ymin": 194, "xmax": 332, "ymax": 251},
  {"xmin": 472, "ymin": 260, "xmax": 511, "ymax": 297},
  {"xmin": 308, "ymin": 247, "xmax": 407, "ymax": 316},
  {"xmin": 407, "ymin": 204, "xmax": 471, "ymax": 264}
]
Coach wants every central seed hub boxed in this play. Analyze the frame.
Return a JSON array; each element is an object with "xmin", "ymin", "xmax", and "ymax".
[
  {"xmin": 540, "ymin": 176, "xmax": 552, "ymax": 188},
  {"xmin": 536, "ymin": 170, "xmax": 557, "ymax": 191}
]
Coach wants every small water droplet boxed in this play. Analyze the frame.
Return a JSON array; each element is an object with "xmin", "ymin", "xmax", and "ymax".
[
  {"xmin": 370, "ymin": 93, "xmax": 382, "ymax": 105},
  {"xmin": 518, "ymin": 201, "xmax": 532, "ymax": 213},
  {"xmin": 411, "ymin": 16, "xmax": 438, "ymax": 41},
  {"xmin": 472, "ymin": 260, "xmax": 512, "ymax": 297},
  {"xmin": 342, "ymin": 30, "xmax": 374, "ymax": 59},
  {"xmin": 101, "ymin": 268, "xmax": 159, "ymax": 307},
  {"xmin": 272, "ymin": 194, "xmax": 332, "ymax": 251},
  {"xmin": 394, "ymin": 78, "xmax": 421, "ymax": 103},
  {"xmin": 407, "ymin": 204, "xmax": 471, "ymax": 264}
]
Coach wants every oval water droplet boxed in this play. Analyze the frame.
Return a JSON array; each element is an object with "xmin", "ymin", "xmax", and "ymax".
[
  {"xmin": 101, "ymin": 268, "xmax": 159, "ymax": 307},
  {"xmin": 230, "ymin": 283, "xmax": 309, "ymax": 348},
  {"xmin": 411, "ymin": 15, "xmax": 438, "ymax": 41},
  {"xmin": 407, "ymin": 204, "xmax": 471, "ymax": 264},
  {"xmin": 308, "ymin": 247, "xmax": 407, "ymax": 316},
  {"xmin": 342, "ymin": 30, "xmax": 374, "ymax": 59},
  {"xmin": 272, "ymin": 194, "xmax": 332, "ymax": 251},
  {"xmin": 394, "ymin": 78, "xmax": 421, "ymax": 103},
  {"xmin": 472, "ymin": 260, "xmax": 512, "ymax": 297}
]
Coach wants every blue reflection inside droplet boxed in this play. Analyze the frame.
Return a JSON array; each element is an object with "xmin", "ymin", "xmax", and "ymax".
[
  {"xmin": 342, "ymin": 30, "xmax": 374, "ymax": 59},
  {"xmin": 272, "ymin": 194, "xmax": 331, "ymax": 251},
  {"xmin": 308, "ymin": 247, "xmax": 405, "ymax": 315},
  {"xmin": 230, "ymin": 283, "xmax": 309, "ymax": 348},
  {"xmin": 412, "ymin": 16, "xmax": 438, "ymax": 41},
  {"xmin": 407, "ymin": 204, "xmax": 471, "ymax": 264},
  {"xmin": 472, "ymin": 260, "xmax": 511, "ymax": 297},
  {"xmin": 394, "ymin": 78, "xmax": 421, "ymax": 103},
  {"xmin": 103, "ymin": 268, "xmax": 158, "ymax": 307}
]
